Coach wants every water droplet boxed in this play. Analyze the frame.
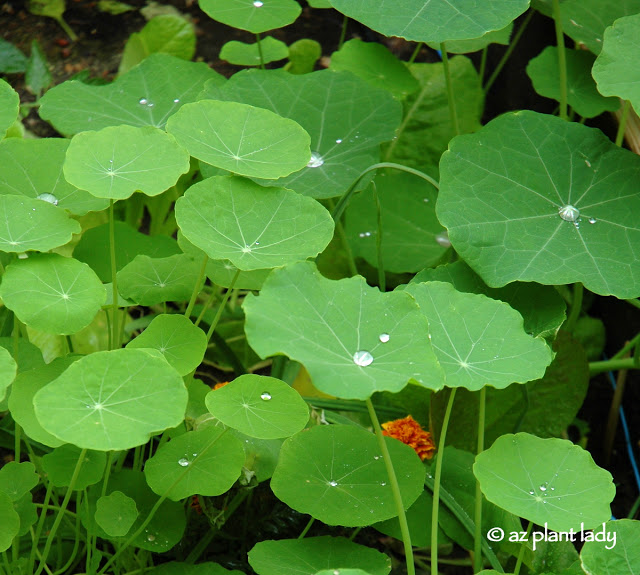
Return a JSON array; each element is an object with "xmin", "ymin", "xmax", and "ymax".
[
  {"xmin": 178, "ymin": 458, "xmax": 189, "ymax": 467},
  {"xmin": 435, "ymin": 231, "xmax": 451, "ymax": 247},
  {"xmin": 329, "ymin": 480, "xmax": 338, "ymax": 487},
  {"xmin": 423, "ymin": 198, "xmax": 429, "ymax": 202},
  {"xmin": 333, "ymin": 571, "xmax": 339, "ymax": 575},
  {"xmin": 253, "ymin": 0, "xmax": 263, "ymax": 5},
  {"xmin": 335, "ymin": 139, "xmax": 342, "ymax": 144},
  {"xmin": 147, "ymin": 534, "xmax": 156, "ymax": 542},
  {"xmin": 379, "ymin": 333, "xmax": 390, "ymax": 343},
  {"xmin": 539, "ymin": 483, "xmax": 547, "ymax": 492},
  {"xmin": 380, "ymin": 482, "xmax": 386, "ymax": 486},
  {"xmin": 255, "ymin": 241, "xmax": 260, "ymax": 245},
  {"xmin": 529, "ymin": 490, "xmax": 535, "ymax": 495},
  {"xmin": 584, "ymin": 159, "xmax": 591, "ymax": 167},
  {"xmin": 36, "ymin": 193, "xmax": 58, "ymax": 206},
  {"xmin": 589, "ymin": 217, "xmax": 596, "ymax": 224},
  {"xmin": 192, "ymin": 453, "xmax": 198, "ymax": 457},
  {"xmin": 173, "ymin": 98, "xmax": 180, "ymax": 103},
  {"xmin": 558, "ymin": 204, "xmax": 580, "ymax": 222},
  {"xmin": 17, "ymin": 252, "xmax": 28, "ymax": 259},
  {"xmin": 353, "ymin": 350, "xmax": 373, "ymax": 367},
  {"xmin": 550, "ymin": 487, "xmax": 555, "ymax": 491},
  {"xmin": 139, "ymin": 97, "xmax": 148, "ymax": 105},
  {"xmin": 260, "ymin": 392, "xmax": 272, "ymax": 401},
  {"xmin": 307, "ymin": 151, "xmax": 324, "ymax": 168},
  {"xmin": 374, "ymin": 455, "xmax": 381, "ymax": 460}
]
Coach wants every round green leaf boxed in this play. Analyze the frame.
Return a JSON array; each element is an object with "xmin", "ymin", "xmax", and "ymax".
[
  {"xmin": 0, "ymin": 254, "xmax": 106, "ymax": 335},
  {"xmin": 405, "ymin": 282, "xmax": 553, "ymax": 390},
  {"xmin": 0, "ymin": 79, "xmax": 19, "ymax": 139},
  {"xmin": 95, "ymin": 491, "xmax": 138, "ymax": 537},
  {"xmin": 473, "ymin": 433, "xmax": 615, "ymax": 532},
  {"xmin": 64, "ymin": 125, "xmax": 190, "ymax": 200},
  {"xmin": 0, "ymin": 347, "xmax": 17, "ymax": 403},
  {"xmin": 203, "ymin": 69, "xmax": 401, "ymax": 198},
  {"xmin": 0, "ymin": 491, "xmax": 19, "ymax": 552},
  {"xmin": 205, "ymin": 374, "xmax": 309, "ymax": 439},
  {"xmin": 144, "ymin": 427, "xmax": 245, "ymax": 501},
  {"xmin": 248, "ymin": 536, "xmax": 391, "ymax": 575},
  {"xmin": 244, "ymin": 262, "xmax": 444, "ymax": 400},
  {"xmin": 330, "ymin": 39, "xmax": 419, "ymax": 99},
  {"xmin": 126, "ymin": 314, "xmax": 207, "ymax": 376},
  {"xmin": 39, "ymin": 53, "xmax": 224, "ymax": 135},
  {"xmin": 437, "ymin": 110, "xmax": 640, "ymax": 298},
  {"xmin": 166, "ymin": 100, "xmax": 310, "ymax": 179},
  {"xmin": 286, "ymin": 39, "xmax": 322, "ymax": 74},
  {"xmin": 117, "ymin": 254, "xmax": 203, "ymax": 306},
  {"xmin": 328, "ymin": 0, "xmax": 528, "ymax": 43},
  {"xmin": 527, "ymin": 47, "xmax": 619, "ymax": 118},
  {"xmin": 220, "ymin": 36, "xmax": 289, "ymax": 66},
  {"xmin": 151, "ymin": 562, "xmax": 244, "ymax": 575},
  {"xmin": 345, "ymin": 171, "xmax": 447, "ymax": 273},
  {"xmin": 176, "ymin": 176, "xmax": 334, "ymax": 270},
  {"xmin": 580, "ymin": 519, "xmax": 640, "ymax": 575},
  {"xmin": 0, "ymin": 195, "xmax": 80, "ymax": 252},
  {"xmin": 426, "ymin": 23, "xmax": 512, "ymax": 54},
  {"xmin": 33, "ymin": 348, "xmax": 188, "ymax": 451},
  {"xmin": 41, "ymin": 445, "xmax": 106, "ymax": 490},
  {"xmin": 0, "ymin": 462, "xmax": 39, "ymax": 502},
  {"xmin": 232, "ymin": 431, "xmax": 283, "ymax": 482},
  {"xmin": 0, "ymin": 138, "xmax": 109, "ymax": 216},
  {"xmin": 272, "ymin": 425, "xmax": 425, "ymax": 526},
  {"xmin": 199, "ymin": 0, "xmax": 301, "ymax": 33}
]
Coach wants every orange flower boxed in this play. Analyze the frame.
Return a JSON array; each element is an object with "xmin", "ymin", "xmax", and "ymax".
[
  {"xmin": 381, "ymin": 415, "xmax": 436, "ymax": 461},
  {"xmin": 213, "ymin": 381, "xmax": 229, "ymax": 390}
]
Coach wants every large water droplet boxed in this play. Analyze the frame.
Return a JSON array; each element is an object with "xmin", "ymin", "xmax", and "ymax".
[
  {"xmin": 178, "ymin": 458, "xmax": 189, "ymax": 467},
  {"xmin": 539, "ymin": 483, "xmax": 548, "ymax": 492},
  {"xmin": 379, "ymin": 333, "xmax": 390, "ymax": 343},
  {"xmin": 36, "ymin": 193, "xmax": 58, "ymax": 206},
  {"xmin": 260, "ymin": 392, "xmax": 272, "ymax": 401},
  {"xmin": 173, "ymin": 98, "xmax": 180, "ymax": 103},
  {"xmin": 353, "ymin": 350, "xmax": 373, "ymax": 367},
  {"xmin": 307, "ymin": 151, "xmax": 324, "ymax": 168},
  {"xmin": 139, "ymin": 97, "xmax": 148, "ymax": 105},
  {"xmin": 329, "ymin": 480, "xmax": 338, "ymax": 487},
  {"xmin": 253, "ymin": 0, "xmax": 264, "ymax": 5},
  {"xmin": 147, "ymin": 534, "xmax": 156, "ymax": 541},
  {"xmin": 558, "ymin": 204, "xmax": 580, "ymax": 222},
  {"xmin": 335, "ymin": 139, "xmax": 342, "ymax": 144},
  {"xmin": 435, "ymin": 231, "xmax": 451, "ymax": 247}
]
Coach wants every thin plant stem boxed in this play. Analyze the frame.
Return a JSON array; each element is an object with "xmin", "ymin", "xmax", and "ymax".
[
  {"xmin": 256, "ymin": 33, "xmax": 265, "ymax": 69},
  {"xmin": 408, "ymin": 42, "xmax": 423, "ymax": 64},
  {"xmin": 590, "ymin": 358, "xmax": 638, "ymax": 375},
  {"xmin": 626, "ymin": 298, "xmax": 640, "ymax": 311},
  {"xmin": 326, "ymin": 197, "xmax": 358, "ymax": 277},
  {"xmin": 484, "ymin": 10, "xmax": 534, "ymax": 93},
  {"xmin": 206, "ymin": 271, "xmax": 241, "ymax": 343},
  {"xmin": 109, "ymin": 200, "xmax": 120, "ymax": 350},
  {"xmin": 431, "ymin": 388, "xmax": 457, "ymax": 572},
  {"xmin": 479, "ymin": 46, "xmax": 488, "ymax": 84},
  {"xmin": 14, "ymin": 423, "xmax": 21, "ymax": 465},
  {"xmin": 366, "ymin": 399, "xmax": 415, "ymax": 575},
  {"xmin": 474, "ymin": 387, "xmax": 486, "ymax": 573},
  {"xmin": 616, "ymin": 100, "xmax": 631, "ymax": 147},
  {"xmin": 101, "ymin": 452, "xmax": 115, "ymax": 499},
  {"xmin": 185, "ymin": 254, "xmax": 208, "ymax": 320},
  {"xmin": 195, "ymin": 287, "xmax": 221, "ymax": 328},
  {"xmin": 604, "ymin": 356, "xmax": 629, "ymax": 465},
  {"xmin": 28, "ymin": 481, "xmax": 54, "ymax": 573},
  {"xmin": 298, "ymin": 517, "xmax": 315, "ymax": 539},
  {"xmin": 552, "ymin": 0, "xmax": 568, "ymax": 120},
  {"xmin": 349, "ymin": 526, "xmax": 362, "ymax": 541},
  {"xmin": 628, "ymin": 494, "xmax": 640, "ymax": 519},
  {"xmin": 514, "ymin": 522, "xmax": 533, "ymax": 575},
  {"xmin": 440, "ymin": 43, "xmax": 460, "ymax": 136},
  {"xmin": 338, "ymin": 15, "xmax": 348, "ymax": 49},
  {"xmin": 52, "ymin": 493, "xmax": 82, "ymax": 575},
  {"xmin": 612, "ymin": 331, "xmax": 640, "ymax": 360},
  {"xmin": 373, "ymin": 186, "xmax": 385, "ymax": 291},
  {"xmin": 564, "ymin": 282, "xmax": 583, "ymax": 333}
]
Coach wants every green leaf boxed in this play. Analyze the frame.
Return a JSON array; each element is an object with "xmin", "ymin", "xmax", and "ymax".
[
  {"xmin": 527, "ymin": 47, "xmax": 619, "ymax": 118},
  {"xmin": 573, "ymin": 316, "xmax": 606, "ymax": 360},
  {"xmin": 33, "ymin": 348, "xmax": 188, "ymax": 450},
  {"xmin": 13, "ymin": 493, "xmax": 38, "ymax": 537},
  {"xmin": 286, "ymin": 39, "xmax": 322, "ymax": 74},
  {"xmin": 97, "ymin": 0, "xmax": 135, "ymax": 14},
  {"xmin": 126, "ymin": 314, "xmax": 207, "ymax": 376},
  {"xmin": 330, "ymin": 39, "xmax": 419, "ymax": 99},
  {"xmin": 0, "ymin": 337, "xmax": 45, "ymax": 373},
  {"xmin": 64, "ymin": 125, "xmax": 190, "ymax": 200},
  {"xmin": 28, "ymin": 0, "xmax": 65, "ymax": 19},
  {"xmin": 345, "ymin": 171, "xmax": 447, "ymax": 273},
  {"xmin": 592, "ymin": 14, "xmax": 640, "ymax": 112},
  {"xmin": 144, "ymin": 427, "xmax": 245, "ymax": 501},
  {"xmin": 119, "ymin": 15, "xmax": 196, "ymax": 75},
  {"xmin": 437, "ymin": 110, "xmax": 640, "ymax": 298},
  {"xmin": 198, "ymin": 0, "xmax": 301, "ymax": 34},
  {"xmin": 117, "ymin": 254, "xmax": 203, "ymax": 306},
  {"xmin": 0, "ymin": 38, "xmax": 28, "ymax": 74},
  {"xmin": 474, "ymin": 433, "xmax": 615, "ymax": 532},
  {"xmin": 0, "ymin": 462, "xmax": 39, "ymax": 501},
  {"xmin": 307, "ymin": 0, "xmax": 331, "ymax": 6},
  {"xmin": 205, "ymin": 374, "xmax": 309, "ymax": 438},
  {"xmin": 426, "ymin": 23, "xmax": 512, "ymax": 54},
  {"xmin": 580, "ymin": 519, "xmax": 640, "ymax": 575},
  {"xmin": 175, "ymin": 176, "xmax": 334, "ymax": 270},
  {"xmin": 166, "ymin": 100, "xmax": 310, "ymax": 179},
  {"xmin": 0, "ymin": 79, "xmax": 19, "ymax": 139},
  {"xmin": 220, "ymin": 36, "xmax": 289, "ymax": 66},
  {"xmin": 25, "ymin": 40, "xmax": 51, "ymax": 95},
  {"xmin": 95, "ymin": 491, "xmax": 138, "ymax": 537},
  {"xmin": 202, "ymin": 69, "xmax": 402, "ymax": 198},
  {"xmin": 74, "ymin": 221, "xmax": 181, "ymax": 282},
  {"xmin": 0, "ymin": 195, "xmax": 81, "ymax": 252},
  {"xmin": 383, "ymin": 58, "xmax": 483, "ymax": 176},
  {"xmin": 412, "ymin": 261, "xmax": 566, "ymax": 339},
  {"xmin": 150, "ymin": 562, "xmax": 244, "ymax": 575},
  {"xmin": 405, "ymin": 282, "xmax": 553, "ymax": 390},
  {"xmin": 39, "ymin": 53, "xmax": 224, "ymax": 135},
  {"xmin": 0, "ymin": 139, "xmax": 110, "ymax": 215},
  {"xmin": 232, "ymin": 431, "xmax": 282, "ymax": 482},
  {"xmin": 244, "ymin": 262, "xmax": 444, "ymax": 400},
  {"xmin": 0, "ymin": 491, "xmax": 19, "ymax": 552},
  {"xmin": 41, "ymin": 445, "xmax": 106, "ymax": 489},
  {"xmin": 327, "ymin": 0, "xmax": 528, "ymax": 43},
  {"xmin": 248, "ymin": 536, "xmax": 391, "ymax": 575},
  {"xmin": 0, "ymin": 254, "xmax": 106, "ymax": 335},
  {"xmin": 0, "ymin": 347, "xmax": 17, "ymax": 403}
]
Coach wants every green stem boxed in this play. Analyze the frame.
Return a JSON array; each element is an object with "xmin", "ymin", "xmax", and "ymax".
[
  {"xmin": 616, "ymin": 100, "xmax": 631, "ymax": 147},
  {"xmin": 185, "ymin": 254, "xmax": 208, "ymax": 320},
  {"xmin": 479, "ymin": 46, "xmax": 488, "ymax": 84},
  {"xmin": 255, "ymin": 33, "xmax": 265, "ymax": 69},
  {"xmin": 109, "ymin": 200, "xmax": 120, "ymax": 350},
  {"xmin": 408, "ymin": 43, "xmax": 423, "ymax": 65},
  {"xmin": 298, "ymin": 517, "xmax": 315, "ymax": 539},
  {"xmin": 484, "ymin": 10, "xmax": 534, "ymax": 93},
  {"xmin": 338, "ymin": 15, "xmax": 348, "ymax": 49},
  {"xmin": 366, "ymin": 399, "xmax": 415, "ymax": 575},
  {"xmin": 431, "ymin": 388, "xmax": 457, "ymax": 572},
  {"xmin": 349, "ymin": 526, "xmax": 362, "ymax": 541},
  {"xmin": 590, "ymin": 358, "xmax": 639, "ymax": 375},
  {"xmin": 28, "ymin": 481, "xmax": 54, "ymax": 573},
  {"xmin": 326, "ymin": 197, "xmax": 358, "ymax": 277},
  {"xmin": 440, "ymin": 43, "xmax": 460, "ymax": 136},
  {"xmin": 209, "ymin": 331, "xmax": 247, "ymax": 376},
  {"xmin": 55, "ymin": 16, "xmax": 78, "ymax": 42},
  {"xmin": 612, "ymin": 331, "xmax": 640, "ymax": 360},
  {"xmin": 195, "ymin": 287, "xmax": 220, "ymax": 328},
  {"xmin": 628, "ymin": 494, "xmax": 640, "ymax": 519},
  {"xmin": 206, "ymin": 271, "xmax": 240, "ymax": 344},
  {"xmin": 626, "ymin": 298, "xmax": 640, "ymax": 311},
  {"xmin": 564, "ymin": 282, "xmax": 583, "ymax": 333},
  {"xmin": 373, "ymin": 186, "xmax": 385, "ymax": 292},
  {"xmin": 474, "ymin": 387, "xmax": 486, "ymax": 573},
  {"xmin": 52, "ymin": 493, "xmax": 82, "ymax": 575},
  {"xmin": 552, "ymin": 0, "xmax": 568, "ymax": 120},
  {"xmin": 513, "ymin": 521, "xmax": 533, "ymax": 575}
]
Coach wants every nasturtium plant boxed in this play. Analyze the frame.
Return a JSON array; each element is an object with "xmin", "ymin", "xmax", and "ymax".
[
  {"xmin": 199, "ymin": 0, "xmax": 301, "ymax": 33},
  {"xmin": 0, "ymin": 346, "xmax": 17, "ymax": 402},
  {"xmin": 580, "ymin": 519, "xmax": 640, "ymax": 575},
  {"xmin": 0, "ymin": 79, "xmax": 19, "ymax": 139},
  {"xmin": 220, "ymin": 36, "xmax": 289, "ymax": 66},
  {"xmin": 41, "ymin": 444, "xmax": 106, "ymax": 489},
  {"xmin": 94, "ymin": 491, "xmax": 138, "ymax": 537}
]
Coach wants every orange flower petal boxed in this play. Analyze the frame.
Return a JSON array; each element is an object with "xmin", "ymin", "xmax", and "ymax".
[{"xmin": 381, "ymin": 415, "xmax": 436, "ymax": 461}]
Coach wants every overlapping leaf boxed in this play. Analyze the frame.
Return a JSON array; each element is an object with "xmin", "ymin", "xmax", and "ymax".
[
  {"xmin": 95, "ymin": 491, "xmax": 138, "ymax": 537},
  {"xmin": 220, "ymin": 37, "xmax": 289, "ymax": 66},
  {"xmin": 437, "ymin": 110, "xmax": 640, "ymax": 298},
  {"xmin": 0, "ymin": 79, "xmax": 19, "ymax": 139},
  {"xmin": 0, "ymin": 347, "xmax": 16, "ymax": 403},
  {"xmin": 580, "ymin": 519, "xmax": 640, "ymax": 575},
  {"xmin": 199, "ymin": 0, "xmax": 301, "ymax": 33},
  {"xmin": 426, "ymin": 23, "xmax": 512, "ymax": 54},
  {"xmin": 41, "ymin": 445, "xmax": 106, "ymax": 489}
]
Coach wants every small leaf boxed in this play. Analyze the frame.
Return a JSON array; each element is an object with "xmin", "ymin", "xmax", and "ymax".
[
  {"xmin": 0, "ymin": 79, "xmax": 20, "ymax": 139},
  {"xmin": 286, "ymin": 39, "xmax": 322, "ymax": 74},
  {"xmin": 220, "ymin": 36, "xmax": 289, "ymax": 66},
  {"xmin": 205, "ymin": 374, "xmax": 309, "ymax": 439},
  {"xmin": 25, "ymin": 40, "xmax": 51, "ymax": 95},
  {"xmin": 199, "ymin": 0, "xmax": 301, "ymax": 34},
  {"xmin": 0, "ymin": 462, "xmax": 39, "ymax": 501},
  {"xmin": 29, "ymin": 0, "xmax": 65, "ymax": 19},
  {"xmin": 0, "ymin": 38, "xmax": 28, "ymax": 74},
  {"xmin": 42, "ymin": 445, "xmax": 106, "ymax": 489},
  {"xmin": 97, "ymin": 0, "xmax": 135, "ymax": 14},
  {"xmin": 13, "ymin": 493, "xmax": 38, "ymax": 537},
  {"xmin": 0, "ymin": 491, "xmax": 19, "ymax": 552},
  {"xmin": 580, "ymin": 519, "xmax": 640, "ymax": 575},
  {"xmin": 95, "ymin": 491, "xmax": 138, "ymax": 536}
]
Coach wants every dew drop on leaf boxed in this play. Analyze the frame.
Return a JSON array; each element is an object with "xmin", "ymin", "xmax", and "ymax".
[
  {"xmin": 178, "ymin": 458, "xmax": 189, "ymax": 467},
  {"xmin": 253, "ymin": 0, "xmax": 263, "ymax": 5},
  {"xmin": 147, "ymin": 534, "xmax": 156, "ymax": 541},
  {"xmin": 260, "ymin": 392, "xmax": 272, "ymax": 401},
  {"xmin": 353, "ymin": 350, "xmax": 373, "ymax": 367},
  {"xmin": 539, "ymin": 483, "xmax": 548, "ymax": 492},
  {"xmin": 379, "ymin": 333, "xmax": 390, "ymax": 343},
  {"xmin": 139, "ymin": 98, "xmax": 148, "ymax": 105},
  {"xmin": 589, "ymin": 217, "xmax": 597, "ymax": 224},
  {"xmin": 36, "ymin": 193, "xmax": 58, "ymax": 206},
  {"xmin": 329, "ymin": 480, "xmax": 338, "ymax": 487},
  {"xmin": 558, "ymin": 204, "xmax": 580, "ymax": 222},
  {"xmin": 307, "ymin": 151, "xmax": 324, "ymax": 168}
]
